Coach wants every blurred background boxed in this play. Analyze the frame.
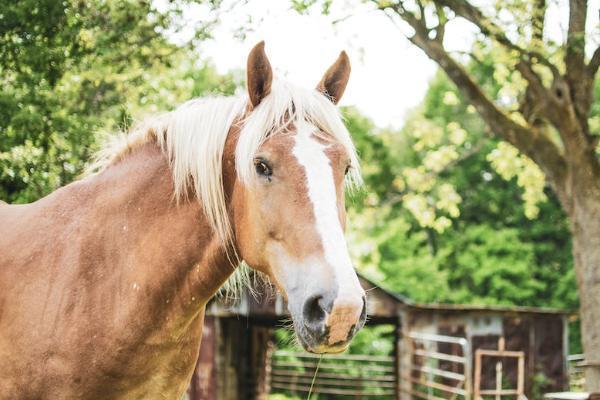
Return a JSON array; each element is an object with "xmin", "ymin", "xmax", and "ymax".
[{"xmin": 1, "ymin": 0, "xmax": 598, "ymax": 398}]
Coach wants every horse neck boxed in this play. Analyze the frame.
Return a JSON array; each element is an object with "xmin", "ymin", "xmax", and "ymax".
[{"xmin": 82, "ymin": 142, "xmax": 234, "ymax": 317}]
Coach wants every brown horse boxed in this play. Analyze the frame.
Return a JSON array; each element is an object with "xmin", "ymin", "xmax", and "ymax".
[{"xmin": 0, "ymin": 42, "xmax": 366, "ymax": 399}]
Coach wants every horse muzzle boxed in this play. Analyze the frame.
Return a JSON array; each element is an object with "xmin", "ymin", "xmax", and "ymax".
[{"xmin": 293, "ymin": 292, "xmax": 367, "ymax": 353}]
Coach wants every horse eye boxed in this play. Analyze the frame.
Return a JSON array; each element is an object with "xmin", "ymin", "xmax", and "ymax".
[
  {"xmin": 255, "ymin": 160, "xmax": 272, "ymax": 178},
  {"xmin": 344, "ymin": 165, "xmax": 351, "ymax": 175}
]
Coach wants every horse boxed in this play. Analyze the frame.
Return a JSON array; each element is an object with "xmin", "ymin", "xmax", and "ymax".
[{"xmin": 0, "ymin": 42, "xmax": 367, "ymax": 399}]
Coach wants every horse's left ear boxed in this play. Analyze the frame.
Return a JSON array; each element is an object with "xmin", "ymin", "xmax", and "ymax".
[
  {"xmin": 317, "ymin": 51, "xmax": 351, "ymax": 105},
  {"xmin": 247, "ymin": 41, "xmax": 273, "ymax": 108}
]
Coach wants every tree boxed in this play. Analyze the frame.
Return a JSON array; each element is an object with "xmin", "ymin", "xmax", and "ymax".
[
  {"xmin": 344, "ymin": 91, "xmax": 581, "ymax": 384},
  {"xmin": 0, "ymin": 0, "xmax": 224, "ymax": 203},
  {"xmin": 347, "ymin": 71, "xmax": 576, "ymax": 308},
  {"xmin": 408, "ymin": 71, "xmax": 576, "ymax": 311},
  {"xmin": 364, "ymin": 0, "xmax": 600, "ymax": 388}
]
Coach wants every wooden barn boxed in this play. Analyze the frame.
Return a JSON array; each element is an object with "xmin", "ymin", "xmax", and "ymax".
[{"xmin": 185, "ymin": 274, "xmax": 572, "ymax": 399}]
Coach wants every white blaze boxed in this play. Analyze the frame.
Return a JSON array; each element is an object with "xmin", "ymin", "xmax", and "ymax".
[{"xmin": 291, "ymin": 121, "xmax": 364, "ymax": 299}]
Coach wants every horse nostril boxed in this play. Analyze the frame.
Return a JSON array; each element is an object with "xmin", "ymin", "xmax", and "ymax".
[{"xmin": 303, "ymin": 295, "xmax": 327, "ymax": 328}]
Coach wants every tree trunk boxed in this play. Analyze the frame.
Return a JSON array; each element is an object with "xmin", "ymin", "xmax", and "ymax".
[{"xmin": 570, "ymin": 168, "xmax": 600, "ymax": 391}]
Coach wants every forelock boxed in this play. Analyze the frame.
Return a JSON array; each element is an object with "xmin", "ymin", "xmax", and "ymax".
[{"xmin": 235, "ymin": 80, "xmax": 362, "ymax": 188}]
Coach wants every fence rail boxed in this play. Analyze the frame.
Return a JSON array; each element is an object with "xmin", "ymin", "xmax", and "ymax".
[
  {"xmin": 269, "ymin": 350, "xmax": 397, "ymax": 398},
  {"xmin": 268, "ymin": 332, "xmax": 478, "ymax": 399}
]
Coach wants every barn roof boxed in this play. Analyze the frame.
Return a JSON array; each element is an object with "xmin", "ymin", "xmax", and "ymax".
[
  {"xmin": 411, "ymin": 302, "xmax": 573, "ymax": 315},
  {"xmin": 357, "ymin": 273, "xmax": 574, "ymax": 316},
  {"xmin": 207, "ymin": 272, "xmax": 574, "ymax": 322}
]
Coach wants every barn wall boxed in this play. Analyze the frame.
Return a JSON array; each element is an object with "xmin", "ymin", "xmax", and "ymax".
[
  {"xmin": 248, "ymin": 325, "xmax": 273, "ymax": 399},
  {"xmin": 188, "ymin": 316, "xmax": 217, "ymax": 400},
  {"xmin": 188, "ymin": 317, "xmax": 274, "ymax": 400},
  {"xmin": 197, "ymin": 280, "xmax": 569, "ymax": 399},
  {"xmin": 398, "ymin": 310, "xmax": 421, "ymax": 400},
  {"xmin": 403, "ymin": 309, "xmax": 568, "ymax": 397},
  {"xmin": 216, "ymin": 318, "xmax": 251, "ymax": 400},
  {"xmin": 532, "ymin": 315, "xmax": 568, "ymax": 391}
]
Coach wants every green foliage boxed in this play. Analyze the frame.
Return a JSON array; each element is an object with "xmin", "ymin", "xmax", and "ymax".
[
  {"xmin": 188, "ymin": 63, "xmax": 242, "ymax": 98},
  {"xmin": 342, "ymin": 107, "xmax": 397, "ymax": 207},
  {"xmin": 342, "ymin": 65, "xmax": 579, "ymax": 352},
  {"xmin": 268, "ymin": 394, "xmax": 301, "ymax": 400},
  {"xmin": 362, "ymin": 213, "xmax": 453, "ymax": 303},
  {"xmin": 437, "ymin": 225, "xmax": 543, "ymax": 305},
  {"xmin": 347, "ymin": 325, "xmax": 394, "ymax": 356},
  {"xmin": 531, "ymin": 372, "xmax": 552, "ymax": 400},
  {"xmin": 0, "ymin": 0, "xmax": 229, "ymax": 204},
  {"xmin": 347, "ymin": 69, "xmax": 576, "ymax": 312}
]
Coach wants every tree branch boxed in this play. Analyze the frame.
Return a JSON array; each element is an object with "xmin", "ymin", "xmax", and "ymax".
[
  {"xmin": 379, "ymin": 2, "xmax": 568, "ymax": 192},
  {"xmin": 565, "ymin": 0, "xmax": 590, "ymax": 124},
  {"xmin": 437, "ymin": 0, "xmax": 595, "ymax": 157},
  {"xmin": 434, "ymin": 3, "xmax": 447, "ymax": 43},
  {"xmin": 531, "ymin": 0, "xmax": 546, "ymax": 47},
  {"xmin": 386, "ymin": 2, "xmax": 428, "ymax": 37},
  {"xmin": 415, "ymin": 0, "xmax": 426, "ymax": 21},
  {"xmin": 566, "ymin": 0, "xmax": 587, "ymax": 77},
  {"xmin": 436, "ymin": 0, "xmax": 559, "ymax": 79},
  {"xmin": 449, "ymin": 50, "xmax": 486, "ymax": 66},
  {"xmin": 515, "ymin": 60, "xmax": 581, "ymax": 153},
  {"xmin": 516, "ymin": 60, "xmax": 548, "ymax": 100}
]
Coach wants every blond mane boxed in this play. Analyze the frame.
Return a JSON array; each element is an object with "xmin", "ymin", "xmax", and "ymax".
[{"xmin": 90, "ymin": 79, "xmax": 362, "ymax": 254}]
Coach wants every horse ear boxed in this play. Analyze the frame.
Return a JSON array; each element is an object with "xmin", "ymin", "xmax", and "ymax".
[
  {"xmin": 317, "ymin": 51, "xmax": 351, "ymax": 105},
  {"xmin": 247, "ymin": 41, "xmax": 273, "ymax": 108}
]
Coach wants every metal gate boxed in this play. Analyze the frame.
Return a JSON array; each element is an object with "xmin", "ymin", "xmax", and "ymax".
[
  {"xmin": 401, "ymin": 331, "xmax": 473, "ymax": 400},
  {"xmin": 267, "ymin": 331, "xmax": 473, "ymax": 399}
]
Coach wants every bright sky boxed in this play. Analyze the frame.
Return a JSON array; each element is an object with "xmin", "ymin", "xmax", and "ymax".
[
  {"xmin": 168, "ymin": 0, "xmax": 447, "ymax": 128},
  {"xmin": 160, "ymin": 0, "xmax": 599, "ymax": 129}
]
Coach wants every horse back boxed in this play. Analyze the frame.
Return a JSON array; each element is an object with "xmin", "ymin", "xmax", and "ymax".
[
  {"xmin": 0, "ymin": 201, "xmax": 44, "ymax": 273},
  {"xmin": 0, "ymin": 188, "xmax": 83, "ymax": 280}
]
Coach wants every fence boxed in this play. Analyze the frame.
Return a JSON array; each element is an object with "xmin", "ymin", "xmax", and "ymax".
[
  {"xmin": 269, "ymin": 350, "xmax": 397, "ymax": 398},
  {"xmin": 402, "ymin": 331, "xmax": 472, "ymax": 400},
  {"xmin": 473, "ymin": 338, "xmax": 525, "ymax": 399}
]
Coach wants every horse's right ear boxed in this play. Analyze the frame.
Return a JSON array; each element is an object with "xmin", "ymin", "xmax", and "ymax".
[{"xmin": 247, "ymin": 41, "xmax": 273, "ymax": 108}]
